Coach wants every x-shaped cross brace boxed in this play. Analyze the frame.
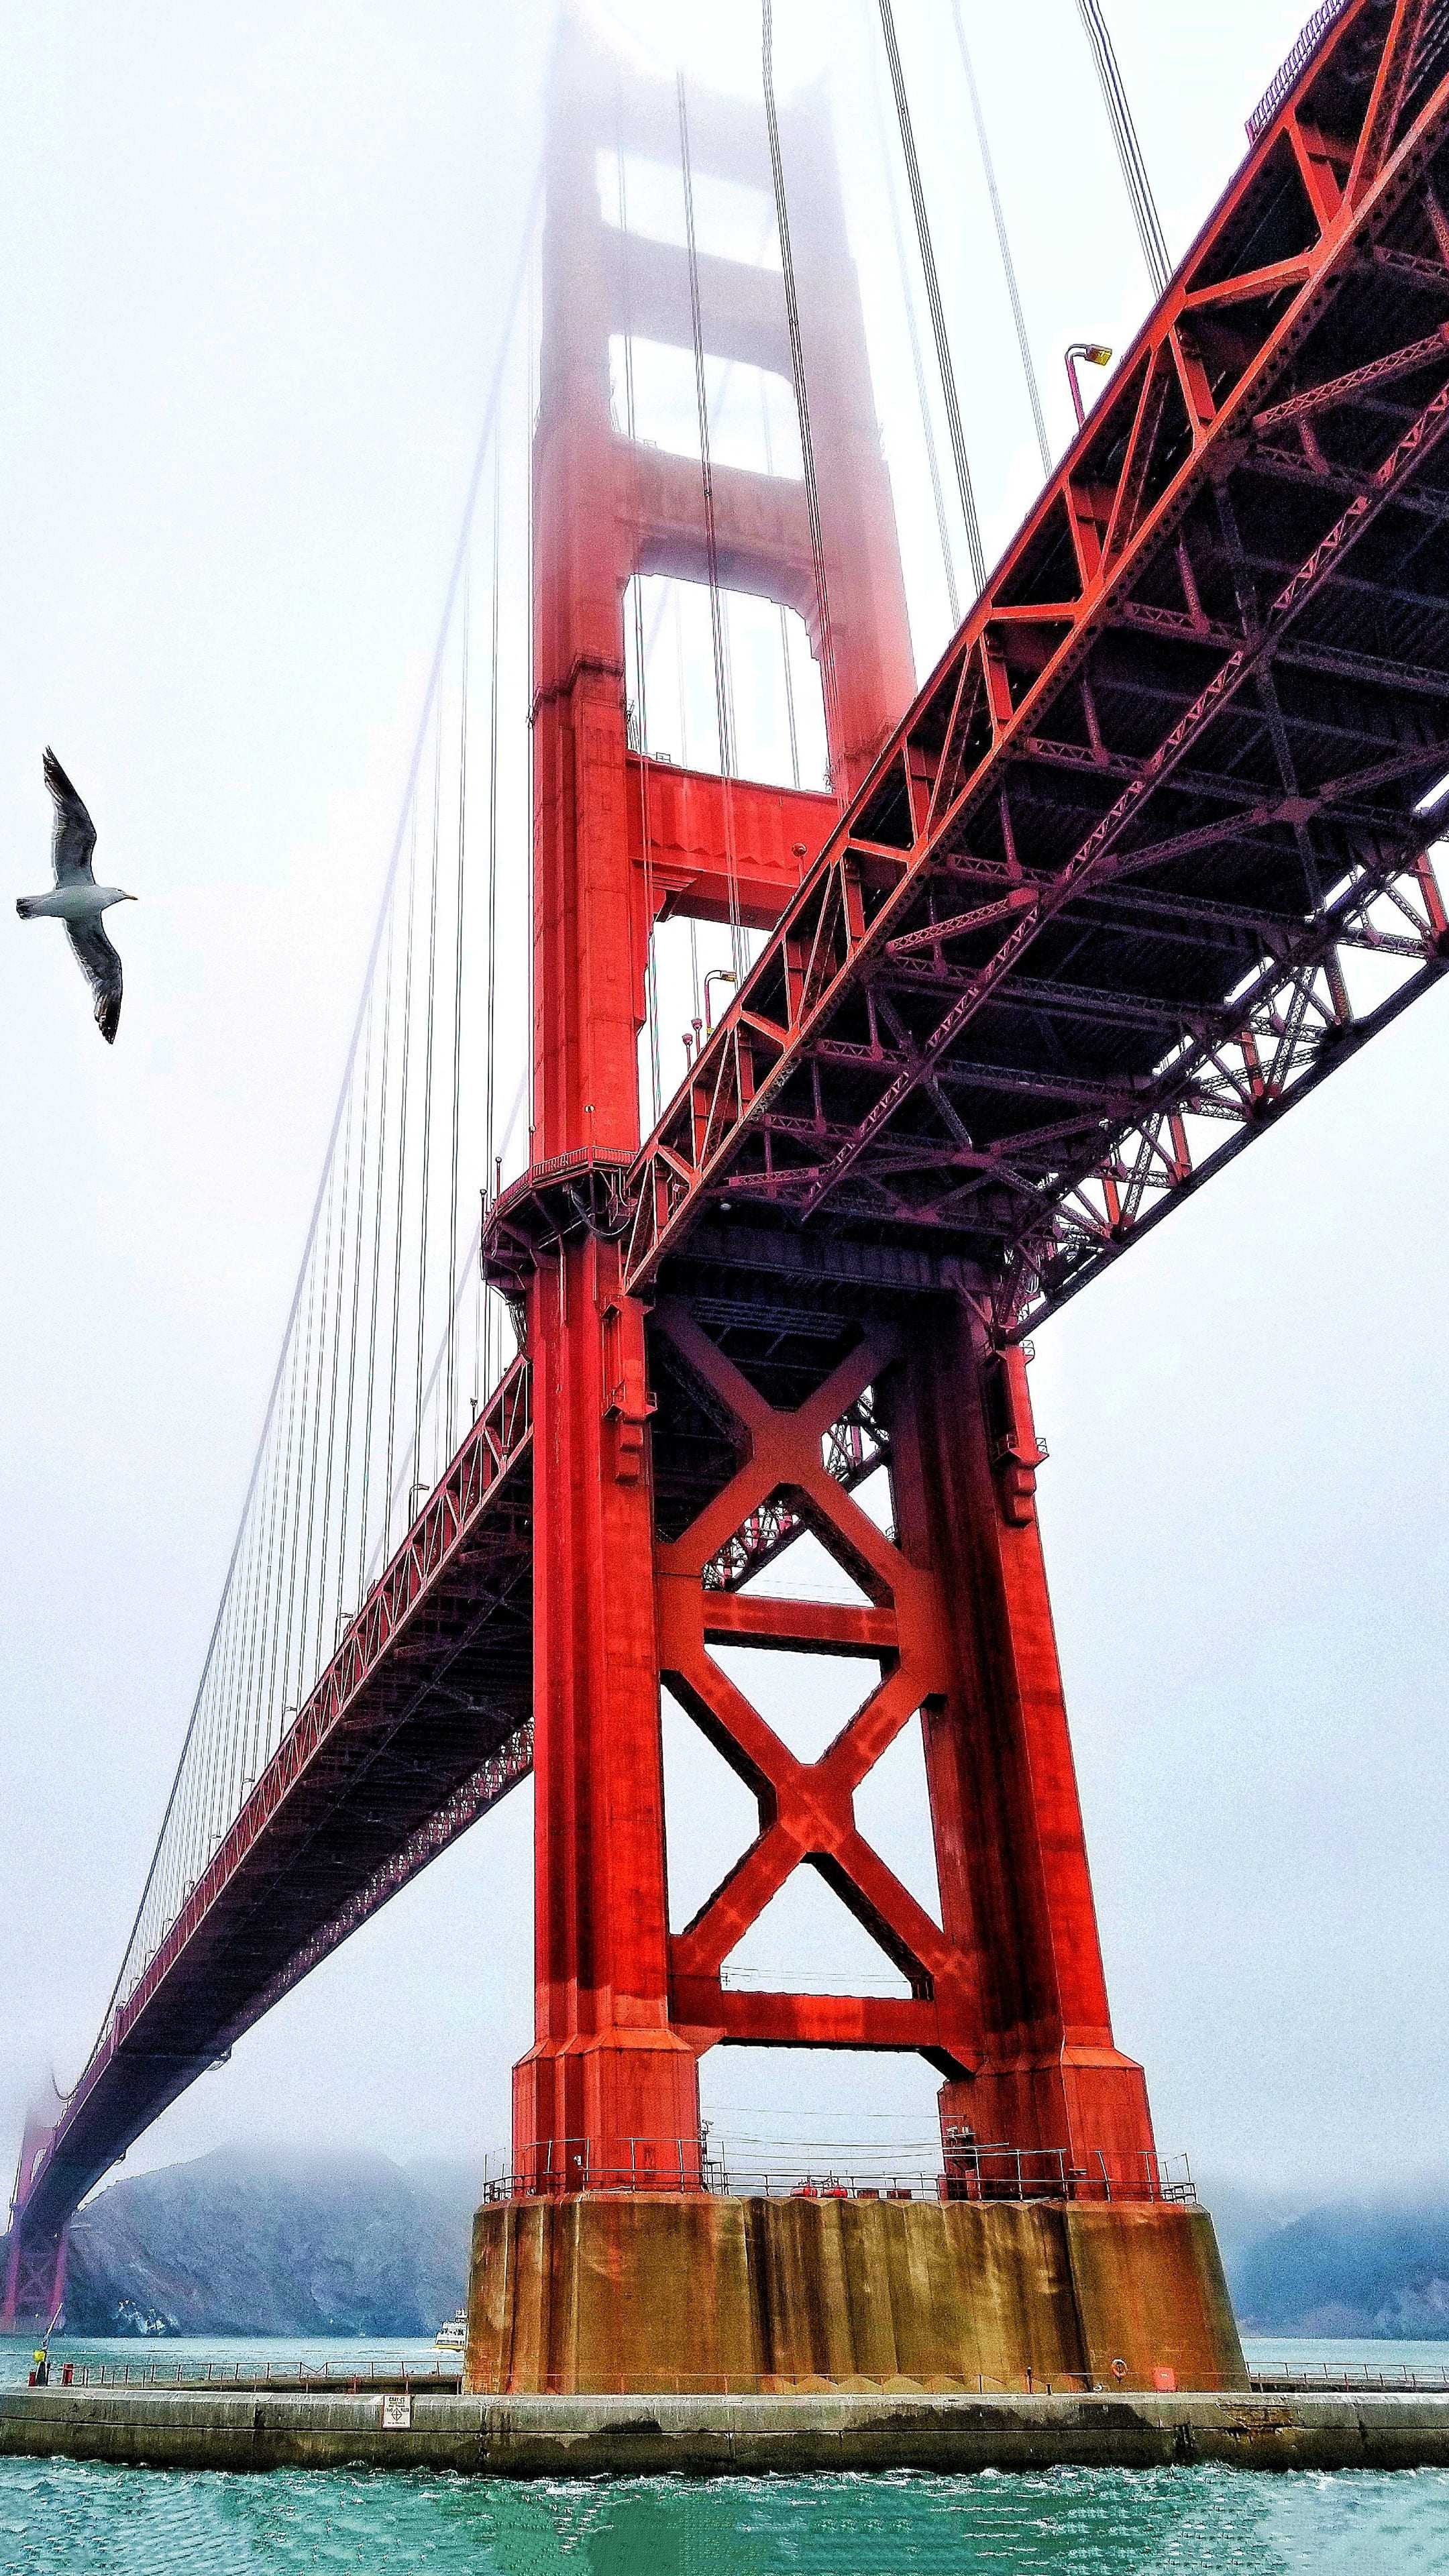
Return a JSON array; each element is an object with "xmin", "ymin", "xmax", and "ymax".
[{"xmin": 653, "ymin": 1301, "xmax": 981, "ymax": 2074}]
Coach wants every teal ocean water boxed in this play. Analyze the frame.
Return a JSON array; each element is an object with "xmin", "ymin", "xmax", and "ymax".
[{"xmin": 3, "ymin": 2337, "xmax": 1448, "ymax": 2574}]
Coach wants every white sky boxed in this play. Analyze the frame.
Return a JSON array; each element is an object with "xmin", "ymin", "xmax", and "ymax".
[{"xmin": 3, "ymin": 0, "xmax": 1447, "ymax": 2214}]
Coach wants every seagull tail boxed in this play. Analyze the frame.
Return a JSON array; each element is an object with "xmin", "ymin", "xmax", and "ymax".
[{"xmin": 15, "ymin": 897, "xmax": 41, "ymax": 920}]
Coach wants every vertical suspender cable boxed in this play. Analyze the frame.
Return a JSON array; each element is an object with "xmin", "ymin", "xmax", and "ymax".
[
  {"xmin": 335, "ymin": 990, "xmax": 374, "ymax": 1635},
  {"xmin": 1075, "ymin": 0, "xmax": 1171, "ymax": 294},
  {"xmin": 241, "ymin": 1355, "xmax": 288, "ymax": 1801},
  {"xmin": 198, "ymin": 1511, "xmax": 252, "ymax": 1894},
  {"xmin": 204, "ymin": 1463, "xmax": 260, "ymax": 1870},
  {"xmin": 186, "ymin": 1560, "xmax": 232, "ymax": 1892},
  {"xmin": 780, "ymin": 609, "xmax": 802, "ymax": 788},
  {"xmin": 482, "ymin": 447, "xmax": 503, "ymax": 1401},
  {"xmin": 759, "ymin": 368, "xmax": 801, "ymax": 786},
  {"xmin": 865, "ymin": 40, "xmax": 961, "ymax": 625},
  {"xmin": 384, "ymin": 803, "xmax": 419, "ymax": 1558},
  {"xmin": 286, "ymin": 1173, "xmax": 333, "ymax": 1724},
  {"xmin": 762, "ymin": 0, "xmax": 843, "ymax": 781},
  {"xmin": 876, "ymin": 0, "xmax": 987, "ymax": 595},
  {"xmin": 358, "ymin": 918, "xmax": 394, "ymax": 1597},
  {"xmin": 616, "ymin": 119, "xmax": 664, "ymax": 1122},
  {"xmin": 221, "ymin": 1468, "xmax": 266, "ymax": 1803},
  {"xmin": 678, "ymin": 74, "xmax": 747, "ymax": 985},
  {"xmin": 413, "ymin": 722, "xmax": 443, "ymax": 1495},
  {"xmin": 312, "ymin": 1079, "xmax": 354, "ymax": 1678},
  {"xmin": 951, "ymin": 2, "xmax": 1051, "ymax": 476},
  {"xmin": 265, "ymin": 1285, "xmax": 310, "ymax": 1762},
  {"xmin": 445, "ymin": 579, "xmax": 470, "ymax": 1453},
  {"xmin": 293, "ymin": 1163, "xmax": 335, "ymax": 1709}
]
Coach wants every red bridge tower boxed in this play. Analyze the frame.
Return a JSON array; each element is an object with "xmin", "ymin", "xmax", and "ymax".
[{"xmin": 472, "ymin": 17, "xmax": 1240, "ymax": 2394}]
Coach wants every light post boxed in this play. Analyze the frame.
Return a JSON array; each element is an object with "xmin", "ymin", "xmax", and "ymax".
[
  {"xmin": 703, "ymin": 968, "xmax": 737, "ymax": 1034},
  {"xmin": 1065, "ymin": 341, "xmax": 1113, "ymax": 427}
]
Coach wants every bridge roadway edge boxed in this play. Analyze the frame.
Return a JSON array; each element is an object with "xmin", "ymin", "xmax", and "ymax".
[{"xmin": 4, "ymin": 2384, "xmax": 1449, "ymax": 2475}]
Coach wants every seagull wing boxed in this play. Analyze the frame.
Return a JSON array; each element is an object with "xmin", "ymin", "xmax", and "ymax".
[
  {"xmin": 66, "ymin": 915, "xmax": 123, "ymax": 1044},
  {"xmin": 43, "ymin": 747, "xmax": 97, "ymax": 886}
]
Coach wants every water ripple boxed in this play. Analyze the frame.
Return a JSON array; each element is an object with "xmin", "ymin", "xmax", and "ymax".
[{"xmin": 3, "ymin": 2458, "xmax": 1449, "ymax": 2575}]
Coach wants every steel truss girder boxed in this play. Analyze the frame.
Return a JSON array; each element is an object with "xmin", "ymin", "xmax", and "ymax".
[{"xmin": 625, "ymin": 0, "xmax": 1449, "ymax": 1320}]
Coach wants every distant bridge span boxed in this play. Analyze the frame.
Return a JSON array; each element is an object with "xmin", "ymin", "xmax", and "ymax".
[
  {"xmin": 6, "ymin": 1364, "xmax": 533, "ymax": 2302},
  {"xmin": 9, "ymin": 0, "xmax": 1449, "ymax": 2330}
]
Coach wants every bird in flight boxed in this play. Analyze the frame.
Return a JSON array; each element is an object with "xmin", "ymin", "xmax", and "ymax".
[{"xmin": 16, "ymin": 749, "xmax": 136, "ymax": 1043}]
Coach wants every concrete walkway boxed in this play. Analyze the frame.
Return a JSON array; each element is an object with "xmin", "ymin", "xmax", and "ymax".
[{"xmin": 5, "ymin": 2384, "xmax": 1449, "ymax": 2474}]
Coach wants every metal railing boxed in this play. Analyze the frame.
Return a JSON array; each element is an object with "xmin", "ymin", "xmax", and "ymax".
[
  {"xmin": 1247, "ymin": 0, "xmax": 1350, "ymax": 138},
  {"xmin": 40, "ymin": 2354, "xmax": 1449, "ymax": 2399},
  {"xmin": 940, "ymin": 2143, "xmax": 1195, "ymax": 2205},
  {"xmin": 480, "ymin": 2139, "xmax": 1196, "ymax": 2206},
  {"xmin": 1250, "ymin": 2360, "xmax": 1449, "ymax": 2394},
  {"xmin": 27, "ymin": 2356, "xmax": 462, "ymax": 2392},
  {"xmin": 30, "ymin": 2359, "xmax": 1267, "ymax": 2398}
]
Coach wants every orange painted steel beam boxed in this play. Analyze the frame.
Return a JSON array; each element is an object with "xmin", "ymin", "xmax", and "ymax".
[
  {"xmin": 628, "ymin": 753, "xmax": 835, "ymax": 932},
  {"xmin": 700, "ymin": 1592, "xmax": 898, "ymax": 1654}
]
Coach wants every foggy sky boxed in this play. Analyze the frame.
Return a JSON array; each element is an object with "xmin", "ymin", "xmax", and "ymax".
[{"xmin": 3, "ymin": 0, "xmax": 1445, "ymax": 2214}]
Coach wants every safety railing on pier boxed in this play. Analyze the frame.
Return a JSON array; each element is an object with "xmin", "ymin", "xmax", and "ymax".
[
  {"xmin": 1248, "ymin": 2361, "xmax": 1449, "ymax": 2394},
  {"xmin": 44, "ymin": 2353, "xmax": 1449, "ymax": 2399},
  {"xmin": 483, "ymin": 2139, "xmax": 1196, "ymax": 2206},
  {"xmin": 41, "ymin": 2358, "xmax": 1254, "ymax": 2398},
  {"xmin": 28, "ymin": 2357, "xmax": 462, "ymax": 2394}
]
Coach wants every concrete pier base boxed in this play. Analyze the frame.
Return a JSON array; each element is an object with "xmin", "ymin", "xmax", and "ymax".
[
  {"xmin": 464, "ymin": 2192, "xmax": 1247, "ymax": 2397},
  {"xmin": 5, "ymin": 2384, "xmax": 1449, "ymax": 2473}
]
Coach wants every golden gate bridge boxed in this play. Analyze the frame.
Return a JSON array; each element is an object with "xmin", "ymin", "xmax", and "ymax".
[{"xmin": 7, "ymin": 0, "xmax": 1447, "ymax": 2390}]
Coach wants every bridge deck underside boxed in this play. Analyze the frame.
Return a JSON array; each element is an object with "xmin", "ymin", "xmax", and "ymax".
[{"xmin": 629, "ymin": 7, "xmax": 1449, "ymax": 1327}]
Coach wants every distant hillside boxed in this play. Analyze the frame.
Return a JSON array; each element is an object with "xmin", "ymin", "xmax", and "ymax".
[
  {"xmin": 11, "ymin": 2147, "xmax": 1449, "ymax": 2341},
  {"xmin": 1227, "ymin": 2198, "xmax": 1449, "ymax": 2341},
  {"xmin": 52, "ymin": 2147, "xmax": 484, "ymax": 2338}
]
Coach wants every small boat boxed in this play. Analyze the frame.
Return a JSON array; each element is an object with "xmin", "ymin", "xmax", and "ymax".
[{"xmin": 435, "ymin": 2309, "xmax": 467, "ymax": 2351}]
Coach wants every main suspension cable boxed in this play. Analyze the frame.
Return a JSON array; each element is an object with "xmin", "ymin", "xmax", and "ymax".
[{"xmin": 1075, "ymin": 0, "xmax": 1171, "ymax": 294}]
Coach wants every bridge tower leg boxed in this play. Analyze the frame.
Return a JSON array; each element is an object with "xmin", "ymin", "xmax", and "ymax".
[
  {"xmin": 887, "ymin": 1306, "xmax": 1156, "ymax": 2171},
  {"xmin": 2, "ymin": 2112, "xmax": 66, "ymax": 2337},
  {"xmin": 506, "ymin": 15, "xmax": 913, "ymax": 2199},
  {"xmin": 470, "ymin": 11, "xmax": 1242, "ymax": 2398}
]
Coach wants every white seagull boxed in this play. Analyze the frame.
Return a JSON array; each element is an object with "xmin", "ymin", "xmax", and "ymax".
[{"xmin": 16, "ymin": 749, "xmax": 136, "ymax": 1044}]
